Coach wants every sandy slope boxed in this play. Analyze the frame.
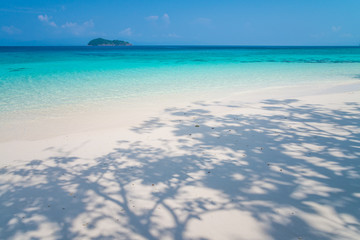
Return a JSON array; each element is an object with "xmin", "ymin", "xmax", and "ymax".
[{"xmin": 1, "ymin": 82, "xmax": 360, "ymax": 239}]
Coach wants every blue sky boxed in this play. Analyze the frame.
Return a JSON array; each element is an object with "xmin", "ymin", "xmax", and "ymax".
[{"xmin": 0, "ymin": 0, "xmax": 359, "ymax": 46}]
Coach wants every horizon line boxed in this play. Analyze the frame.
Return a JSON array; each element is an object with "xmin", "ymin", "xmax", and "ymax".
[{"xmin": 1, "ymin": 44, "xmax": 360, "ymax": 47}]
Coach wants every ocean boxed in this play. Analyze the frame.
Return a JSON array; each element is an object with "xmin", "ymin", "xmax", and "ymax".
[{"xmin": 1, "ymin": 46, "xmax": 360, "ymax": 115}]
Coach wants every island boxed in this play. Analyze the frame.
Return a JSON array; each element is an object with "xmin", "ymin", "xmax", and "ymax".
[{"xmin": 88, "ymin": 38, "xmax": 132, "ymax": 46}]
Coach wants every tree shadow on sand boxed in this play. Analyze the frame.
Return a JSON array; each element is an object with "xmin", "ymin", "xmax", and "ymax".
[{"xmin": 1, "ymin": 98, "xmax": 360, "ymax": 239}]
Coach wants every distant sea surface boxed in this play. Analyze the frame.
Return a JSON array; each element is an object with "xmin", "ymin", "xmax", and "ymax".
[{"xmin": 1, "ymin": 46, "xmax": 360, "ymax": 114}]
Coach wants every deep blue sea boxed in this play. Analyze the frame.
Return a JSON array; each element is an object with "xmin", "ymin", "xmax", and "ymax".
[{"xmin": 1, "ymin": 46, "xmax": 360, "ymax": 114}]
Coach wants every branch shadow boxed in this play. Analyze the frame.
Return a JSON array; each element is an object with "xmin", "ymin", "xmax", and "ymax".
[{"xmin": 1, "ymin": 98, "xmax": 360, "ymax": 239}]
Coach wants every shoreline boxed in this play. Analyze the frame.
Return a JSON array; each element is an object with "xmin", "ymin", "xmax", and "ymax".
[{"xmin": 0, "ymin": 79, "xmax": 359, "ymax": 142}]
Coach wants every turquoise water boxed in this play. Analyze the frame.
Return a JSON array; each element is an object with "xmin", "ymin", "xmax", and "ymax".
[{"xmin": 1, "ymin": 46, "xmax": 360, "ymax": 114}]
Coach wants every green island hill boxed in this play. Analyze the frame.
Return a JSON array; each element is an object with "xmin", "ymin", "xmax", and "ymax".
[{"xmin": 88, "ymin": 38, "xmax": 132, "ymax": 46}]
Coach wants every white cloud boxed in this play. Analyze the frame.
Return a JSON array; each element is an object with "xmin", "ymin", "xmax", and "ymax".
[
  {"xmin": 145, "ymin": 15, "xmax": 159, "ymax": 21},
  {"xmin": 38, "ymin": 14, "xmax": 49, "ymax": 21},
  {"xmin": 37, "ymin": 14, "xmax": 94, "ymax": 36},
  {"xmin": 83, "ymin": 20, "xmax": 94, "ymax": 28},
  {"xmin": 332, "ymin": 26, "xmax": 341, "ymax": 32},
  {"xmin": 61, "ymin": 20, "xmax": 94, "ymax": 35},
  {"xmin": 38, "ymin": 14, "xmax": 57, "ymax": 27},
  {"xmin": 1, "ymin": 25, "xmax": 21, "ymax": 35},
  {"xmin": 49, "ymin": 22, "xmax": 57, "ymax": 27},
  {"xmin": 119, "ymin": 27, "xmax": 133, "ymax": 36},
  {"xmin": 162, "ymin": 13, "xmax": 170, "ymax": 25},
  {"xmin": 146, "ymin": 13, "xmax": 170, "ymax": 26},
  {"xmin": 61, "ymin": 22, "xmax": 77, "ymax": 28}
]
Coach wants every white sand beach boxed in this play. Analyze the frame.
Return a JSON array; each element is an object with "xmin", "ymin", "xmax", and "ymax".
[{"xmin": 1, "ymin": 81, "xmax": 360, "ymax": 239}]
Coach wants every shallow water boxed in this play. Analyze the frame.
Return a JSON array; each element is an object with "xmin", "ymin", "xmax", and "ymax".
[{"xmin": 1, "ymin": 46, "xmax": 360, "ymax": 114}]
